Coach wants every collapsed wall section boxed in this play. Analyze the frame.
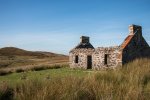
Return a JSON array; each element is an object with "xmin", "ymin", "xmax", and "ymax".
[{"xmin": 92, "ymin": 46, "xmax": 122, "ymax": 69}]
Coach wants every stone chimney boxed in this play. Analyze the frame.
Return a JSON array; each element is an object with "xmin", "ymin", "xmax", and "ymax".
[
  {"xmin": 80, "ymin": 36, "xmax": 89, "ymax": 43},
  {"xmin": 129, "ymin": 24, "xmax": 142, "ymax": 35}
]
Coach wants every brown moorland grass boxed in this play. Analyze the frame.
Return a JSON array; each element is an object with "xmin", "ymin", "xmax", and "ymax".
[
  {"xmin": 0, "ymin": 58, "xmax": 150, "ymax": 100},
  {"xmin": 0, "ymin": 47, "xmax": 69, "ymax": 69},
  {"xmin": 0, "ymin": 64, "xmax": 68, "ymax": 76},
  {"xmin": 0, "ymin": 55, "xmax": 68, "ymax": 68}
]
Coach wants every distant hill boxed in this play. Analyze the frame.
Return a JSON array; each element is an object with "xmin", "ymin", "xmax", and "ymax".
[{"xmin": 0, "ymin": 47, "xmax": 67, "ymax": 57}]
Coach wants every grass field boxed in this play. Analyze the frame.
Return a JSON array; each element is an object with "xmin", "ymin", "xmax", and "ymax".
[
  {"xmin": 0, "ymin": 66, "xmax": 89, "ymax": 86},
  {"xmin": 0, "ymin": 58, "xmax": 150, "ymax": 100}
]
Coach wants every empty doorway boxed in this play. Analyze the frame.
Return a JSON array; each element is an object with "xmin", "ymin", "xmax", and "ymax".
[
  {"xmin": 87, "ymin": 55, "xmax": 92, "ymax": 69},
  {"xmin": 75, "ymin": 55, "xmax": 78, "ymax": 63},
  {"xmin": 104, "ymin": 54, "xmax": 108, "ymax": 65}
]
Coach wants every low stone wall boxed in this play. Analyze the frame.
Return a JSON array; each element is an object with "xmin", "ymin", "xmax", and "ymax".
[
  {"xmin": 92, "ymin": 46, "xmax": 122, "ymax": 69},
  {"xmin": 69, "ymin": 46, "xmax": 122, "ymax": 70}
]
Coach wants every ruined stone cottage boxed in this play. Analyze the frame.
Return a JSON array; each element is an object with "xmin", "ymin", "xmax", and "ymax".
[{"xmin": 69, "ymin": 25, "xmax": 150, "ymax": 70}]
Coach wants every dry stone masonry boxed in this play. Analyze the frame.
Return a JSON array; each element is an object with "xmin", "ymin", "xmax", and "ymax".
[{"xmin": 69, "ymin": 25, "xmax": 150, "ymax": 70}]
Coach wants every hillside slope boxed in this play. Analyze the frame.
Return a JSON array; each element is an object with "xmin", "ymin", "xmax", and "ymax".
[
  {"xmin": 0, "ymin": 47, "xmax": 67, "ymax": 57},
  {"xmin": 0, "ymin": 47, "xmax": 68, "ymax": 68}
]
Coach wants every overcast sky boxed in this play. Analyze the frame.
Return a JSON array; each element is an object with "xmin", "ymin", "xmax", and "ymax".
[{"xmin": 0, "ymin": 0, "xmax": 150, "ymax": 54}]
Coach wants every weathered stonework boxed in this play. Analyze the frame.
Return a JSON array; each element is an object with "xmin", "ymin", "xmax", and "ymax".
[
  {"xmin": 92, "ymin": 46, "xmax": 122, "ymax": 70},
  {"xmin": 69, "ymin": 48, "xmax": 94, "ymax": 69},
  {"xmin": 69, "ymin": 25, "xmax": 150, "ymax": 70}
]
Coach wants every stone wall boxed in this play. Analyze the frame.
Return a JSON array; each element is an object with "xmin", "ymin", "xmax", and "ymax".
[
  {"xmin": 69, "ymin": 48, "xmax": 94, "ymax": 69},
  {"xmin": 92, "ymin": 46, "xmax": 122, "ymax": 70},
  {"xmin": 69, "ymin": 47, "xmax": 122, "ymax": 70}
]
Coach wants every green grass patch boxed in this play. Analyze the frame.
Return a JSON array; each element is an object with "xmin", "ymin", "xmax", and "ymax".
[{"xmin": 0, "ymin": 67, "xmax": 90, "ymax": 86}]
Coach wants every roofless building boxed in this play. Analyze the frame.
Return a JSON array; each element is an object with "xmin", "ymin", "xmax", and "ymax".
[{"xmin": 69, "ymin": 25, "xmax": 150, "ymax": 69}]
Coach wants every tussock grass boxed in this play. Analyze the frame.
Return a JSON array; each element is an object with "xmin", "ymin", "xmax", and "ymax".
[
  {"xmin": 0, "ymin": 58, "xmax": 150, "ymax": 100},
  {"xmin": 0, "ymin": 64, "xmax": 68, "ymax": 76},
  {"xmin": 15, "ymin": 68, "xmax": 25, "ymax": 73},
  {"xmin": 0, "ymin": 83, "xmax": 13, "ymax": 100},
  {"xmin": 0, "ymin": 70, "xmax": 12, "ymax": 76},
  {"xmin": 30, "ymin": 64, "xmax": 64, "ymax": 71}
]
